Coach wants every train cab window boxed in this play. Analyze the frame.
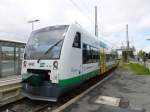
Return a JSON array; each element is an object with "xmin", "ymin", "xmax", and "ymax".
[{"xmin": 73, "ymin": 32, "xmax": 81, "ymax": 48}]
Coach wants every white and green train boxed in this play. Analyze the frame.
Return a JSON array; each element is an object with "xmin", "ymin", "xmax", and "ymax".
[{"xmin": 21, "ymin": 23, "xmax": 118, "ymax": 101}]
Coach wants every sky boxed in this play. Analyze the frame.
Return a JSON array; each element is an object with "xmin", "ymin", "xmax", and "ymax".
[{"xmin": 0, "ymin": 0, "xmax": 150, "ymax": 52}]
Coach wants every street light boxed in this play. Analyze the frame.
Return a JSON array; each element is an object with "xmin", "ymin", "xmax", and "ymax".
[{"xmin": 27, "ymin": 19, "xmax": 39, "ymax": 31}]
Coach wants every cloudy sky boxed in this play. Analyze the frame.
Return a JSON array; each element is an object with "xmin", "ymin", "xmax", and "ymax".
[{"xmin": 0, "ymin": 0, "xmax": 150, "ymax": 52}]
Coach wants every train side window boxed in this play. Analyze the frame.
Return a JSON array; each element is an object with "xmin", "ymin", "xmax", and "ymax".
[
  {"xmin": 90, "ymin": 46, "xmax": 94, "ymax": 63},
  {"xmin": 83, "ymin": 43, "xmax": 88, "ymax": 64},
  {"xmin": 73, "ymin": 32, "xmax": 81, "ymax": 48},
  {"xmin": 87, "ymin": 45, "xmax": 91, "ymax": 63},
  {"xmin": 97, "ymin": 49, "xmax": 100, "ymax": 61}
]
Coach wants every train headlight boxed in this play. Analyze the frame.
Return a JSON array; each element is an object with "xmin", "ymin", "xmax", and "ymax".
[{"xmin": 53, "ymin": 61, "xmax": 58, "ymax": 70}]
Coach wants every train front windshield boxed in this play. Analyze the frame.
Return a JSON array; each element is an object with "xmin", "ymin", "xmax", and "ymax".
[{"xmin": 24, "ymin": 26, "xmax": 68, "ymax": 59}]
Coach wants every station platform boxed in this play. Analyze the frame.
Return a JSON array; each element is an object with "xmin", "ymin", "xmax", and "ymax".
[
  {"xmin": 64, "ymin": 66, "xmax": 148, "ymax": 112},
  {"xmin": 0, "ymin": 75, "xmax": 23, "ymax": 106},
  {"xmin": 0, "ymin": 75, "xmax": 21, "ymax": 86}
]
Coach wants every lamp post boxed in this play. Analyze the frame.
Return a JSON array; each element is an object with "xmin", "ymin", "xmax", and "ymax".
[{"xmin": 27, "ymin": 19, "xmax": 39, "ymax": 31}]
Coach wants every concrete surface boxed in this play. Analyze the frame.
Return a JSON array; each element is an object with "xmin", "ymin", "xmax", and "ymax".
[
  {"xmin": 0, "ymin": 75, "xmax": 23, "ymax": 106},
  {"xmin": 64, "ymin": 66, "xmax": 150, "ymax": 112},
  {"xmin": 0, "ymin": 75, "xmax": 21, "ymax": 86}
]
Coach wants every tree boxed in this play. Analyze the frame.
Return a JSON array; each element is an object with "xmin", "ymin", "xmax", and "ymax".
[{"xmin": 137, "ymin": 50, "xmax": 145, "ymax": 59}]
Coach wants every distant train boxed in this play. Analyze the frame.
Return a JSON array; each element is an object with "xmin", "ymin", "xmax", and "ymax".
[{"xmin": 21, "ymin": 23, "xmax": 118, "ymax": 101}]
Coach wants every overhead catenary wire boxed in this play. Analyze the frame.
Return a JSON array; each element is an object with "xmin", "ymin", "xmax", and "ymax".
[
  {"xmin": 67, "ymin": 0, "xmax": 119, "ymax": 49},
  {"xmin": 68, "ymin": 0, "xmax": 100, "ymax": 34},
  {"xmin": 79, "ymin": 0, "xmax": 92, "ymax": 15},
  {"xmin": 68, "ymin": 0, "xmax": 95, "ymax": 24},
  {"xmin": 68, "ymin": 0, "xmax": 100, "ymax": 33}
]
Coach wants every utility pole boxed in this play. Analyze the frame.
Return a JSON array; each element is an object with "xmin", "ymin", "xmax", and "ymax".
[
  {"xmin": 95, "ymin": 6, "xmax": 98, "ymax": 37},
  {"xmin": 126, "ymin": 24, "xmax": 129, "ymax": 50},
  {"xmin": 117, "ymin": 24, "xmax": 135, "ymax": 62},
  {"xmin": 126, "ymin": 24, "xmax": 129, "ymax": 62},
  {"xmin": 27, "ymin": 19, "xmax": 39, "ymax": 31}
]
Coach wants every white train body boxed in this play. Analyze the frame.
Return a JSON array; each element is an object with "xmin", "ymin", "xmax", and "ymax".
[{"xmin": 21, "ymin": 23, "xmax": 117, "ymax": 101}]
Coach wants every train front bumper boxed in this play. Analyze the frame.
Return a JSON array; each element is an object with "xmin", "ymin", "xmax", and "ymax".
[{"xmin": 21, "ymin": 81, "xmax": 61, "ymax": 102}]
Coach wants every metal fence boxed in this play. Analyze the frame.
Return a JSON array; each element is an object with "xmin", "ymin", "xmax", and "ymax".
[{"xmin": 0, "ymin": 40, "xmax": 25, "ymax": 78}]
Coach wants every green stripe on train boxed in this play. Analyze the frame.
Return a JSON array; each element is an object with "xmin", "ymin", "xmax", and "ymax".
[{"xmin": 59, "ymin": 69, "xmax": 99, "ymax": 86}]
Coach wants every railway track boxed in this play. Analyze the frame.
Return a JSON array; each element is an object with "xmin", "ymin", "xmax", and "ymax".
[
  {"xmin": 0, "ymin": 67, "xmax": 117, "ymax": 112},
  {"xmin": 1, "ymin": 98, "xmax": 55, "ymax": 112}
]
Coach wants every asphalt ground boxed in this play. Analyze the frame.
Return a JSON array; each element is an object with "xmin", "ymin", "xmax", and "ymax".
[{"xmin": 64, "ymin": 65, "xmax": 150, "ymax": 112}]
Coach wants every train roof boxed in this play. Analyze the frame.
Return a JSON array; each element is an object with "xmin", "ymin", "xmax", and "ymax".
[
  {"xmin": 70, "ymin": 23, "xmax": 110, "ymax": 49},
  {"xmin": 32, "ymin": 25, "xmax": 69, "ymax": 34},
  {"xmin": 31, "ymin": 23, "xmax": 113, "ymax": 50},
  {"xmin": 100, "ymin": 41, "xmax": 107, "ymax": 48}
]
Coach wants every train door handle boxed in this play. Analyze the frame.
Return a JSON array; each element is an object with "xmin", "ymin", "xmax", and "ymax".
[
  {"xmin": 79, "ymin": 65, "xmax": 82, "ymax": 74},
  {"xmin": 79, "ymin": 71, "xmax": 81, "ymax": 74}
]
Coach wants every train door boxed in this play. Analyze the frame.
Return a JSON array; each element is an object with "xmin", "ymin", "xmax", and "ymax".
[
  {"xmin": 100, "ymin": 48, "xmax": 106, "ymax": 74},
  {"xmin": 70, "ymin": 32, "xmax": 82, "ymax": 76}
]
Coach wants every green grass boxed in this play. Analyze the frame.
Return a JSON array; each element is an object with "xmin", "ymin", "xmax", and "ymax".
[{"xmin": 123, "ymin": 63, "xmax": 150, "ymax": 75}]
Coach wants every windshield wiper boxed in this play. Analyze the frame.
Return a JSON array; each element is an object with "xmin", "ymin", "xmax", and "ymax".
[{"xmin": 37, "ymin": 39, "xmax": 63, "ymax": 63}]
